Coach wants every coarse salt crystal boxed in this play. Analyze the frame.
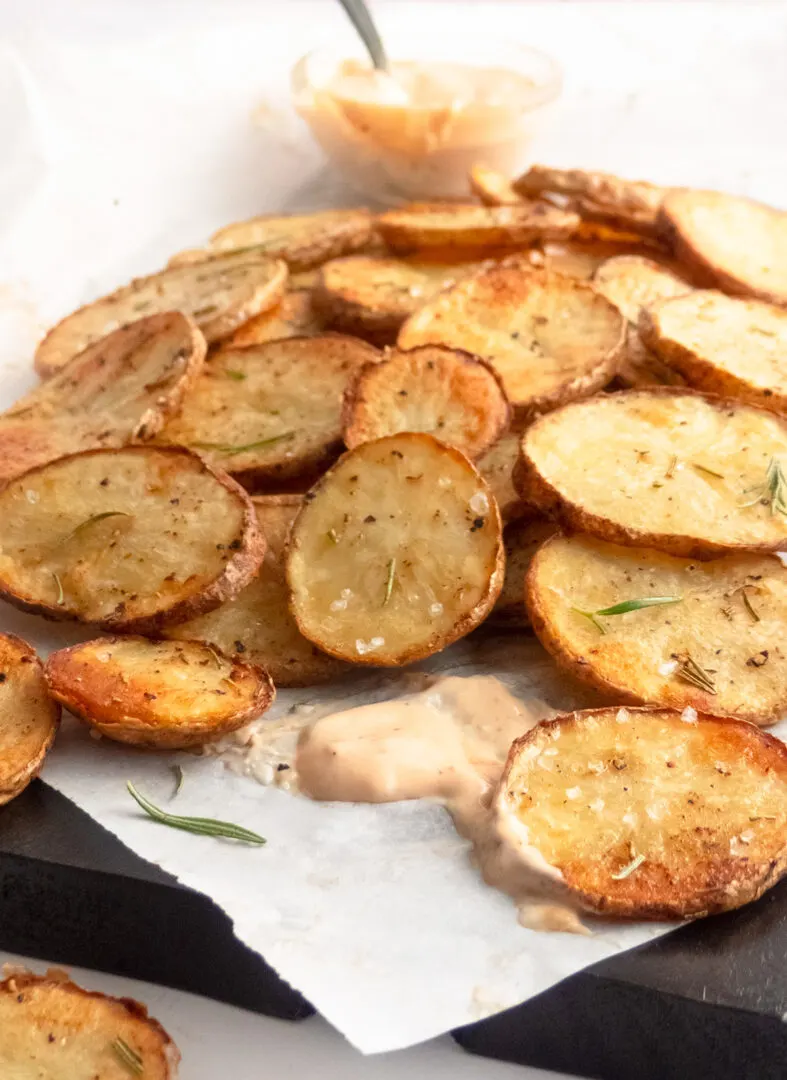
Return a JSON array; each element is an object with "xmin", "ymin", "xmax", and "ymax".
[
  {"xmin": 681, "ymin": 706, "xmax": 698, "ymax": 724},
  {"xmin": 469, "ymin": 491, "xmax": 489, "ymax": 514},
  {"xmin": 623, "ymin": 811, "xmax": 638, "ymax": 827},
  {"xmin": 589, "ymin": 798, "xmax": 605, "ymax": 813},
  {"xmin": 565, "ymin": 786, "xmax": 581, "ymax": 800},
  {"xmin": 355, "ymin": 636, "xmax": 385, "ymax": 655},
  {"xmin": 658, "ymin": 659, "xmax": 679, "ymax": 676},
  {"xmin": 429, "ymin": 602, "xmax": 443, "ymax": 616},
  {"xmin": 616, "ymin": 708, "xmax": 630, "ymax": 724},
  {"xmin": 330, "ymin": 598, "xmax": 347, "ymax": 612},
  {"xmin": 25, "ymin": 489, "xmax": 39, "ymax": 504}
]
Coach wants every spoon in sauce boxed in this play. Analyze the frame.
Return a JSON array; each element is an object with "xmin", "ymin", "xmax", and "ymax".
[{"xmin": 336, "ymin": 0, "xmax": 389, "ymax": 71}]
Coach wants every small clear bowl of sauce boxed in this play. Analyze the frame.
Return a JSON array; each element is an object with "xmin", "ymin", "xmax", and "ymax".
[{"xmin": 292, "ymin": 35, "xmax": 561, "ymax": 204}]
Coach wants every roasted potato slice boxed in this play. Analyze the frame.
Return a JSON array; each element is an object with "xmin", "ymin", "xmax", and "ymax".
[
  {"xmin": 159, "ymin": 334, "xmax": 379, "ymax": 489},
  {"xmin": 497, "ymin": 706, "xmax": 787, "ymax": 919},
  {"xmin": 226, "ymin": 290, "xmax": 326, "ymax": 347},
  {"xmin": 469, "ymin": 163, "xmax": 527, "ymax": 206},
  {"xmin": 659, "ymin": 189, "xmax": 787, "ymax": 306},
  {"xmin": 343, "ymin": 345, "xmax": 510, "ymax": 458},
  {"xmin": 640, "ymin": 290, "xmax": 787, "ymax": 413},
  {"xmin": 527, "ymin": 533, "xmax": 787, "ymax": 725},
  {"xmin": 0, "ymin": 446, "xmax": 263, "ymax": 632},
  {"xmin": 613, "ymin": 326, "xmax": 687, "ymax": 390},
  {"xmin": 0, "ymin": 634, "xmax": 59, "ymax": 804},
  {"xmin": 167, "ymin": 496, "xmax": 347, "ymax": 686},
  {"xmin": 398, "ymin": 265, "xmax": 625, "ymax": 417},
  {"xmin": 0, "ymin": 313, "xmax": 205, "ymax": 486},
  {"xmin": 46, "ymin": 636, "xmax": 274, "ymax": 749},
  {"xmin": 210, "ymin": 208, "xmax": 374, "ymax": 270},
  {"xmin": 0, "ymin": 969, "xmax": 178, "ymax": 1078},
  {"xmin": 287, "ymin": 433, "xmax": 504, "ymax": 665},
  {"xmin": 527, "ymin": 239, "xmax": 658, "ymax": 281},
  {"xmin": 477, "ymin": 430, "xmax": 531, "ymax": 523},
  {"xmin": 313, "ymin": 254, "xmax": 484, "ymax": 342},
  {"xmin": 35, "ymin": 252, "xmax": 287, "ymax": 377},
  {"xmin": 516, "ymin": 389, "xmax": 787, "ymax": 557},
  {"xmin": 490, "ymin": 518, "xmax": 556, "ymax": 626},
  {"xmin": 376, "ymin": 202, "xmax": 579, "ymax": 253}
]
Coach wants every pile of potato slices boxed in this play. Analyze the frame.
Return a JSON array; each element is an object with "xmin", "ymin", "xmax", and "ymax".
[{"xmin": 2, "ymin": 162, "xmax": 787, "ymax": 925}]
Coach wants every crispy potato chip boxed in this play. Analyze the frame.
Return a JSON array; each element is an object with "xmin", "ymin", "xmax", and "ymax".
[
  {"xmin": 46, "ymin": 636, "xmax": 274, "ymax": 749},
  {"xmin": 0, "ymin": 634, "xmax": 59, "ymax": 804},
  {"xmin": 0, "ymin": 970, "xmax": 178, "ymax": 1078},
  {"xmin": 0, "ymin": 313, "xmax": 205, "ymax": 486},
  {"xmin": 497, "ymin": 705, "xmax": 787, "ymax": 919},
  {"xmin": 527, "ymin": 532, "xmax": 787, "ymax": 725},
  {"xmin": 167, "ymin": 496, "xmax": 347, "ymax": 686},
  {"xmin": 210, "ymin": 208, "xmax": 373, "ymax": 270},
  {"xmin": 35, "ymin": 252, "xmax": 287, "ymax": 377},
  {"xmin": 517, "ymin": 389, "xmax": 787, "ymax": 557},
  {"xmin": 469, "ymin": 163, "xmax": 527, "ymax": 206},
  {"xmin": 0, "ymin": 446, "xmax": 264, "ymax": 632},
  {"xmin": 640, "ymin": 290, "xmax": 787, "ymax": 413},
  {"xmin": 159, "ymin": 334, "xmax": 379, "ymax": 489},
  {"xmin": 592, "ymin": 255, "xmax": 692, "ymax": 324},
  {"xmin": 526, "ymin": 240, "xmax": 654, "ymax": 280},
  {"xmin": 376, "ymin": 202, "xmax": 579, "ymax": 253},
  {"xmin": 490, "ymin": 518, "xmax": 556, "ymax": 626},
  {"xmin": 226, "ymin": 290, "xmax": 326, "ymax": 347},
  {"xmin": 343, "ymin": 345, "xmax": 510, "ymax": 458},
  {"xmin": 314, "ymin": 254, "xmax": 484, "ymax": 342},
  {"xmin": 659, "ymin": 189, "xmax": 787, "ymax": 305},
  {"xmin": 287, "ymin": 433, "xmax": 504, "ymax": 665},
  {"xmin": 398, "ymin": 265, "xmax": 625, "ymax": 416},
  {"xmin": 477, "ymin": 430, "xmax": 531, "ymax": 523}
]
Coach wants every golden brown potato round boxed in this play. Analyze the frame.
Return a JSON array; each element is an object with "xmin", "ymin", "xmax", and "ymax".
[
  {"xmin": 659, "ymin": 189, "xmax": 787, "ymax": 306},
  {"xmin": 0, "ymin": 446, "xmax": 264, "ymax": 633},
  {"xmin": 640, "ymin": 290, "xmax": 787, "ymax": 414},
  {"xmin": 287, "ymin": 433, "xmax": 504, "ymax": 665},
  {"xmin": 398, "ymin": 265, "xmax": 625, "ymax": 417},
  {"xmin": 0, "ymin": 635, "xmax": 60, "ymax": 805},
  {"xmin": 0, "ymin": 313, "xmax": 205, "ymax": 486},
  {"xmin": 210, "ymin": 208, "xmax": 374, "ymax": 270},
  {"xmin": 497, "ymin": 705, "xmax": 787, "ymax": 920},
  {"xmin": 592, "ymin": 255, "xmax": 692, "ymax": 323},
  {"xmin": 226, "ymin": 289, "xmax": 326, "ymax": 347},
  {"xmin": 159, "ymin": 334, "xmax": 380, "ymax": 489},
  {"xmin": 0, "ymin": 970, "xmax": 178, "ymax": 1079},
  {"xmin": 376, "ymin": 202, "xmax": 579, "ymax": 253},
  {"xmin": 527, "ymin": 240, "xmax": 659, "ymax": 281},
  {"xmin": 490, "ymin": 518, "xmax": 556, "ymax": 626},
  {"xmin": 314, "ymin": 254, "xmax": 484, "ymax": 342},
  {"xmin": 527, "ymin": 532, "xmax": 787, "ymax": 725},
  {"xmin": 476, "ymin": 430, "xmax": 530, "ymax": 523},
  {"xmin": 517, "ymin": 389, "xmax": 787, "ymax": 557},
  {"xmin": 167, "ymin": 496, "xmax": 347, "ymax": 687},
  {"xmin": 343, "ymin": 345, "xmax": 510, "ymax": 458},
  {"xmin": 45, "ymin": 636, "xmax": 274, "ymax": 749},
  {"xmin": 34, "ymin": 253, "xmax": 287, "ymax": 377}
]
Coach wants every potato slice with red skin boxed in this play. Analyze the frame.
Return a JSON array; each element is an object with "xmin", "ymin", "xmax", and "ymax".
[
  {"xmin": 497, "ymin": 706, "xmax": 787, "ymax": 919},
  {"xmin": 343, "ymin": 345, "xmax": 510, "ymax": 458},
  {"xmin": 0, "ymin": 313, "xmax": 205, "ymax": 487},
  {"xmin": 45, "ymin": 636, "xmax": 274, "ymax": 749},
  {"xmin": 0, "ymin": 969, "xmax": 179, "ymax": 1078},
  {"xmin": 35, "ymin": 252, "xmax": 287, "ymax": 377},
  {"xmin": 0, "ymin": 445, "xmax": 264, "ymax": 633},
  {"xmin": 0, "ymin": 634, "xmax": 59, "ymax": 805},
  {"xmin": 376, "ymin": 202, "xmax": 579, "ymax": 253},
  {"xmin": 287, "ymin": 433, "xmax": 504, "ymax": 666}
]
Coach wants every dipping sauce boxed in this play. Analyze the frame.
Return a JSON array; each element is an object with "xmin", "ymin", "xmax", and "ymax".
[{"xmin": 293, "ymin": 50, "xmax": 561, "ymax": 202}]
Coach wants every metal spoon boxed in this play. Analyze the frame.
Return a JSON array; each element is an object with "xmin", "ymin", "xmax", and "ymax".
[{"xmin": 337, "ymin": 0, "xmax": 389, "ymax": 71}]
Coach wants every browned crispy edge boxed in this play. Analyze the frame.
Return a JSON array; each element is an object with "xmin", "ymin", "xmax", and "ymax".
[{"xmin": 0, "ymin": 634, "xmax": 60, "ymax": 805}]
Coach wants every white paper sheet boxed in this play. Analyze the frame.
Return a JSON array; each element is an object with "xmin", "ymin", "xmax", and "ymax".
[{"xmin": 1, "ymin": 0, "xmax": 786, "ymax": 1054}]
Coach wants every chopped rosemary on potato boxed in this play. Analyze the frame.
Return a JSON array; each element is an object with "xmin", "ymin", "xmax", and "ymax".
[
  {"xmin": 740, "ymin": 457, "xmax": 787, "ymax": 516},
  {"xmin": 111, "ymin": 1036, "xmax": 143, "ymax": 1075},
  {"xmin": 60, "ymin": 511, "xmax": 132, "ymax": 545},
  {"xmin": 675, "ymin": 654, "xmax": 717, "ymax": 694},
  {"xmin": 692, "ymin": 462, "xmax": 725, "ymax": 480},
  {"xmin": 193, "ymin": 432, "xmax": 295, "ymax": 455},
  {"xmin": 383, "ymin": 557, "xmax": 396, "ymax": 606},
  {"xmin": 224, "ymin": 369, "xmax": 247, "ymax": 381},
  {"xmin": 127, "ymin": 782, "xmax": 266, "ymax": 845},
  {"xmin": 573, "ymin": 596, "xmax": 682, "ymax": 634},
  {"xmin": 611, "ymin": 852, "xmax": 646, "ymax": 880}
]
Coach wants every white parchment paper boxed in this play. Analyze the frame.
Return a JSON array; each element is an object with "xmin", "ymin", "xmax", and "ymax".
[{"xmin": 1, "ymin": 0, "xmax": 786, "ymax": 1053}]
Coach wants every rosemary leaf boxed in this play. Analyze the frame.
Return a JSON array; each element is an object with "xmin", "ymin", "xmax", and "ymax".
[
  {"xmin": 741, "ymin": 589, "xmax": 761, "ymax": 623},
  {"xmin": 52, "ymin": 572, "xmax": 64, "ymax": 606},
  {"xmin": 572, "ymin": 607, "xmax": 607, "ymax": 634},
  {"xmin": 593, "ymin": 596, "xmax": 682, "ymax": 617},
  {"xmin": 60, "ymin": 511, "xmax": 132, "ymax": 545},
  {"xmin": 111, "ymin": 1036, "xmax": 143, "ymax": 1076},
  {"xmin": 192, "ymin": 303, "xmax": 219, "ymax": 317},
  {"xmin": 611, "ymin": 852, "xmax": 646, "ymax": 881},
  {"xmin": 170, "ymin": 764, "xmax": 184, "ymax": 798},
  {"xmin": 127, "ymin": 782, "xmax": 266, "ymax": 845},
  {"xmin": 224, "ymin": 369, "xmax": 247, "ymax": 381},
  {"xmin": 383, "ymin": 557, "xmax": 396, "ymax": 606},
  {"xmin": 204, "ymin": 643, "xmax": 225, "ymax": 669},
  {"xmin": 675, "ymin": 654, "xmax": 717, "ymax": 695},
  {"xmin": 192, "ymin": 432, "xmax": 295, "ymax": 455},
  {"xmin": 740, "ymin": 457, "xmax": 787, "ymax": 517},
  {"xmin": 692, "ymin": 463, "xmax": 725, "ymax": 480}
]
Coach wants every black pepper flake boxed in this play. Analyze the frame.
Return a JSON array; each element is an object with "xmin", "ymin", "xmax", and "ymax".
[
  {"xmin": 304, "ymin": 492, "xmax": 316, "ymax": 502},
  {"xmin": 470, "ymin": 516, "xmax": 485, "ymax": 532},
  {"xmin": 48, "ymin": 1033, "xmax": 55, "ymax": 1042},
  {"xmin": 0, "ymin": 673, "xmax": 6, "ymax": 683},
  {"xmin": 170, "ymin": 497, "xmax": 180, "ymax": 506},
  {"xmin": 747, "ymin": 650, "xmax": 769, "ymax": 667},
  {"xmin": 143, "ymin": 692, "xmax": 157, "ymax": 700},
  {"xmin": 364, "ymin": 515, "xmax": 376, "ymax": 523},
  {"xmin": 229, "ymin": 539, "xmax": 242, "ymax": 551},
  {"xmin": 234, "ymin": 640, "xmax": 246, "ymax": 653},
  {"xmin": 100, "ymin": 478, "xmax": 110, "ymax": 487},
  {"xmin": 277, "ymin": 763, "xmax": 290, "ymax": 771},
  {"xmin": 391, "ymin": 452, "xmax": 403, "ymax": 459}
]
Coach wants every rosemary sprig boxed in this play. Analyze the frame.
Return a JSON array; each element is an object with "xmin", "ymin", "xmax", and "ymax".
[
  {"xmin": 60, "ymin": 511, "xmax": 132, "ymax": 546},
  {"xmin": 192, "ymin": 432, "xmax": 295, "ymax": 455},
  {"xmin": 383, "ymin": 557, "xmax": 396, "ymax": 606},
  {"xmin": 573, "ymin": 596, "xmax": 682, "ymax": 634},
  {"xmin": 740, "ymin": 457, "xmax": 787, "ymax": 516},
  {"xmin": 111, "ymin": 1036, "xmax": 143, "ymax": 1076},
  {"xmin": 611, "ymin": 852, "xmax": 646, "ymax": 881},
  {"xmin": 52, "ymin": 572, "xmax": 64, "ymax": 606},
  {"xmin": 224, "ymin": 369, "xmax": 247, "ymax": 381},
  {"xmin": 170, "ymin": 764, "xmax": 184, "ymax": 798},
  {"xmin": 675, "ymin": 654, "xmax": 717, "ymax": 694},
  {"xmin": 127, "ymin": 782, "xmax": 265, "ymax": 845}
]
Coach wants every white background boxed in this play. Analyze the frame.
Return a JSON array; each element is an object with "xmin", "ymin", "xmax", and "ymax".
[{"xmin": 1, "ymin": 1, "xmax": 785, "ymax": 1076}]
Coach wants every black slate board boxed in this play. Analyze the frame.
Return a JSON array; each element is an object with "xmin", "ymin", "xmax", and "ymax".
[{"xmin": 2, "ymin": 780, "xmax": 786, "ymax": 1079}]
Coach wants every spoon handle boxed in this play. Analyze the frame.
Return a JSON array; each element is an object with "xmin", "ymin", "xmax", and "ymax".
[{"xmin": 337, "ymin": 0, "xmax": 389, "ymax": 71}]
